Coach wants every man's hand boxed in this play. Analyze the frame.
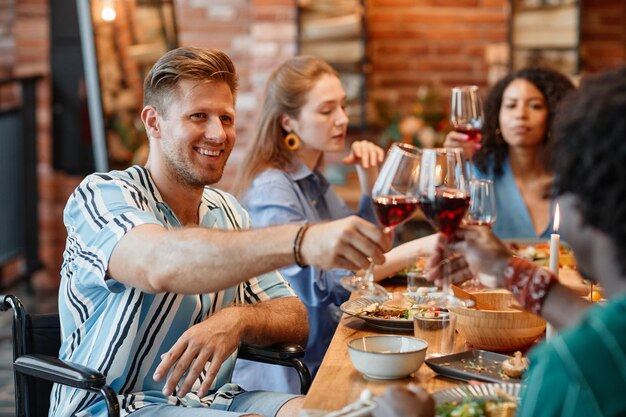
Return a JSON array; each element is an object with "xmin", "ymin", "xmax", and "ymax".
[
  {"xmin": 301, "ymin": 216, "xmax": 392, "ymax": 272},
  {"xmin": 153, "ymin": 309, "xmax": 243, "ymax": 398},
  {"xmin": 373, "ymin": 384, "xmax": 435, "ymax": 417}
]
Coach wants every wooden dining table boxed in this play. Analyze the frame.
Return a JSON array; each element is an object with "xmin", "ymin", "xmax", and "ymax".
[{"xmin": 302, "ymin": 283, "xmax": 468, "ymax": 413}]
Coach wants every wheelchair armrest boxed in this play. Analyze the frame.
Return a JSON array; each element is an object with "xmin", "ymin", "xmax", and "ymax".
[
  {"xmin": 14, "ymin": 354, "xmax": 106, "ymax": 390},
  {"xmin": 15, "ymin": 354, "xmax": 121, "ymax": 416},
  {"xmin": 238, "ymin": 343, "xmax": 305, "ymax": 362},
  {"xmin": 238, "ymin": 343, "xmax": 311, "ymax": 395}
]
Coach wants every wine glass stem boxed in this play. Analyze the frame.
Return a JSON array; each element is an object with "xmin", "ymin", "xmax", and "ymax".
[
  {"xmin": 442, "ymin": 245, "xmax": 451, "ymax": 296},
  {"xmin": 365, "ymin": 259, "xmax": 375, "ymax": 290},
  {"xmin": 367, "ymin": 226, "xmax": 392, "ymax": 289}
]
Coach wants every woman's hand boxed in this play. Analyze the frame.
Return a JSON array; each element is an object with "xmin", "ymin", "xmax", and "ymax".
[
  {"xmin": 344, "ymin": 140, "xmax": 385, "ymax": 196},
  {"xmin": 444, "ymin": 131, "xmax": 480, "ymax": 159},
  {"xmin": 343, "ymin": 140, "xmax": 385, "ymax": 169}
]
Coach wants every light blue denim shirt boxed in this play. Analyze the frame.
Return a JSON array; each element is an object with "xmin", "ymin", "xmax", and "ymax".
[
  {"xmin": 231, "ymin": 161, "xmax": 377, "ymax": 393},
  {"xmin": 473, "ymin": 157, "xmax": 554, "ymax": 239}
]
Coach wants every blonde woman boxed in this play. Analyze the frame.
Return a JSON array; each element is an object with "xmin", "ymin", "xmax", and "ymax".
[{"xmin": 232, "ymin": 56, "xmax": 435, "ymax": 393}]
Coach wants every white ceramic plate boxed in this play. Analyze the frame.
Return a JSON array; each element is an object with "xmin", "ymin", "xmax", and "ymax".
[{"xmin": 433, "ymin": 382, "xmax": 521, "ymax": 405}]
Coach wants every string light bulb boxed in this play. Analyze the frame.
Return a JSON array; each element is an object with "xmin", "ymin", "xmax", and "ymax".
[{"xmin": 101, "ymin": 0, "xmax": 117, "ymax": 21}]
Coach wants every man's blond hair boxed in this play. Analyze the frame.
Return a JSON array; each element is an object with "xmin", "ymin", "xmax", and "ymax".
[{"xmin": 143, "ymin": 47, "xmax": 239, "ymax": 117}]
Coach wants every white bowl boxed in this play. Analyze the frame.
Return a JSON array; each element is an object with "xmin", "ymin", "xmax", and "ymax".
[{"xmin": 347, "ymin": 335, "xmax": 428, "ymax": 379}]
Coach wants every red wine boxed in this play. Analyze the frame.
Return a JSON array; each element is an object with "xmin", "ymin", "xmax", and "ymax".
[
  {"xmin": 454, "ymin": 126, "xmax": 481, "ymax": 142},
  {"xmin": 373, "ymin": 196, "xmax": 420, "ymax": 228},
  {"xmin": 419, "ymin": 190, "xmax": 470, "ymax": 236}
]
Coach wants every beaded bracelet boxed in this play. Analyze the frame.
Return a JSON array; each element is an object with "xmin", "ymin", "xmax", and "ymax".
[
  {"xmin": 293, "ymin": 224, "xmax": 310, "ymax": 268},
  {"xmin": 503, "ymin": 257, "xmax": 558, "ymax": 315}
]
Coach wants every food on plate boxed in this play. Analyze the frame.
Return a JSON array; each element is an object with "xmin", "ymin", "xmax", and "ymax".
[
  {"xmin": 501, "ymin": 351, "xmax": 529, "ymax": 379},
  {"xmin": 507, "ymin": 241, "xmax": 577, "ymax": 270},
  {"xmin": 352, "ymin": 292, "xmax": 448, "ymax": 320},
  {"xmin": 355, "ymin": 292, "xmax": 412, "ymax": 319},
  {"xmin": 436, "ymin": 393, "xmax": 517, "ymax": 417},
  {"xmin": 398, "ymin": 256, "xmax": 428, "ymax": 276}
]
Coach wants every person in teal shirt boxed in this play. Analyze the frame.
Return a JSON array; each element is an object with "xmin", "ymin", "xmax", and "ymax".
[
  {"xmin": 447, "ymin": 68, "xmax": 575, "ymax": 239},
  {"xmin": 373, "ymin": 67, "xmax": 626, "ymax": 417}
]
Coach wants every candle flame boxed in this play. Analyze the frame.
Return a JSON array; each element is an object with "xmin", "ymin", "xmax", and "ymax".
[
  {"xmin": 101, "ymin": 0, "xmax": 116, "ymax": 21},
  {"xmin": 553, "ymin": 203, "xmax": 560, "ymax": 232}
]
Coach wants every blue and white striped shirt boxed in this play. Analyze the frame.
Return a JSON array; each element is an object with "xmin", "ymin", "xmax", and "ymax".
[{"xmin": 50, "ymin": 165, "xmax": 295, "ymax": 417}]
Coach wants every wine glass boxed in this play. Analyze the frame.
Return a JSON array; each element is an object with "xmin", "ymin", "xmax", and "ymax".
[
  {"xmin": 450, "ymin": 85, "xmax": 484, "ymax": 142},
  {"xmin": 461, "ymin": 179, "xmax": 496, "ymax": 291},
  {"xmin": 465, "ymin": 179, "xmax": 496, "ymax": 228},
  {"xmin": 417, "ymin": 148, "xmax": 470, "ymax": 299},
  {"xmin": 341, "ymin": 143, "xmax": 422, "ymax": 298}
]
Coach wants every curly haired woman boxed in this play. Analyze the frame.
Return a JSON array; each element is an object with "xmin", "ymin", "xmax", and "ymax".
[{"xmin": 446, "ymin": 68, "xmax": 576, "ymax": 238}]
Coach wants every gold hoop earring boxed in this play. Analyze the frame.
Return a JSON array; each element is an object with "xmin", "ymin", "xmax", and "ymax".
[{"xmin": 284, "ymin": 132, "xmax": 301, "ymax": 151}]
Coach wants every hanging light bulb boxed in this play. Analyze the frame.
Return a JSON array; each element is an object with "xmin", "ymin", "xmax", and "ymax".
[{"xmin": 101, "ymin": 0, "xmax": 117, "ymax": 21}]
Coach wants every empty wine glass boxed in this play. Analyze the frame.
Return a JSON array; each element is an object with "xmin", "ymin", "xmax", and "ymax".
[
  {"xmin": 450, "ymin": 85, "xmax": 484, "ymax": 143},
  {"xmin": 417, "ymin": 148, "xmax": 470, "ymax": 300},
  {"xmin": 341, "ymin": 143, "xmax": 422, "ymax": 298},
  {"xmin": 465, "ymin": 179, "xmax": 496, "ymax": 228},
  {"xmin": 461, "ymin": 179, "xmax": 496, "ymax": 291}
]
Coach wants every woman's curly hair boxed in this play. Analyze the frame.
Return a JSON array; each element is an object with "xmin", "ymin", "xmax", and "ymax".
[
  {"xmin": 552, "ymin": 67, "xmax": 626, "ymax": 275},
  {"xmin": 474, "ymin": 68, "xmax": 575, "ymax": 176}
]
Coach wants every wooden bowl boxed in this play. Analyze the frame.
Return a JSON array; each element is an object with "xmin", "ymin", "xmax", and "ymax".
[{"xmin": 449, "ymin": 291, "xmax": 546, "ymax": 352}]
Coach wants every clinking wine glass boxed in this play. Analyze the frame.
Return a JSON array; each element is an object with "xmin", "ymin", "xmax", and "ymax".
[
  {"xmin": 465, "ymin": 179, "xmax": 496, "ymax": 228},
  {"xmin": 417, "ymin": 148, "xmax": 470, "ymax": 303},
  {"xmin": 341, "ymin": 143, "xmax": 422, "ymax": 298},
  {"xmin": 461, "ymin": 179, "xmax": 497, "ymax": 291},
  {"xmin": 450, "ymin": 85, "xmax": 484, "ymax": 143}
]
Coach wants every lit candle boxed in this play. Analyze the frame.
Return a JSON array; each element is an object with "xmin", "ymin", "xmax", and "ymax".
[
  {"xmin": 547, "ymin": 204, "xmax": 560, "ymax": 340},
  {"xmin": 549, "ymin": 204, "xmax": 560, "ymax": 276}
]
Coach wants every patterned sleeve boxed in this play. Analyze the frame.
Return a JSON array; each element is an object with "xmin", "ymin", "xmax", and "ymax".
[
  {"xmin": 503, "ymin": 257, "xmax": 559, "ymax": 314},
  {"xmin": 62, "ymin": 173, "xmax": 162, "ymax": 291}
]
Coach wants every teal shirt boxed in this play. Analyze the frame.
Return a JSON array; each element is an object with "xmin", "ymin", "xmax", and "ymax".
[{"xmin": 520, "ymin": 294, "xmax": 626, "ymax": 417}]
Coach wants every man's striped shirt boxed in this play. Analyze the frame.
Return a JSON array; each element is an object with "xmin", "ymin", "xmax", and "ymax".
[{"xmin": 50, "ymin": 166, "xmax": 295, "ymax": 417}]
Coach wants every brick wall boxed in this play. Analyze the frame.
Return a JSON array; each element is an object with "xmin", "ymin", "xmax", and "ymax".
[
  {"xmin": 580, "ymin": 0, "xmax": 626, "ymax": 73},
  {"xmin": 367, "ymin": 0, "xmax": 509, "ymax": 120},
  {"xmin": 174, "ymin": 0, "xmax": 297, "ymax": 191},
  {"xmin": 1, "ymin": 0, "xmax": 624, "ymax": 289}
]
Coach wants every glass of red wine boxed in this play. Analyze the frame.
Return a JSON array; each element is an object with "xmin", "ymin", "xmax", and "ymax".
[
  {"xmin": 461, "ymin": 179, "xmax": 496, "ymax": 291},
  {"xmin": 341, "ymin": 143, "xmax": 422, "ymax": 298},
  {"xmin": 417, "ymin": 148, "xmax": 470, "ymax": 300},
  {"xmin": 450, "ymin": 85, "xmax": 484, "ymax": 142}
]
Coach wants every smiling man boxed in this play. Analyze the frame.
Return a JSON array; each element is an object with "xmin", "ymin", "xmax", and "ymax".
[{"xmin": 51, "ymin": 47, "xmax": 392, "ymax": 417}]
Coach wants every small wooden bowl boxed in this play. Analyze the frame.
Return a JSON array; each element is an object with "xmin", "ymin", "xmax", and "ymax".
[{"xmin": 449, "ymin": 291, "xmax": 546, "ymax": 352}]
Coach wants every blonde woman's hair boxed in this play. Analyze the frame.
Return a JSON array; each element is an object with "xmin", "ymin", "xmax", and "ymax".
[
  {"xmin": 233, "ymin": 56, "xmax": 338, "ymax": 197},
  {"xmin": 143, "ymin": 46, "xmax": 239, "ymax": 117}
]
